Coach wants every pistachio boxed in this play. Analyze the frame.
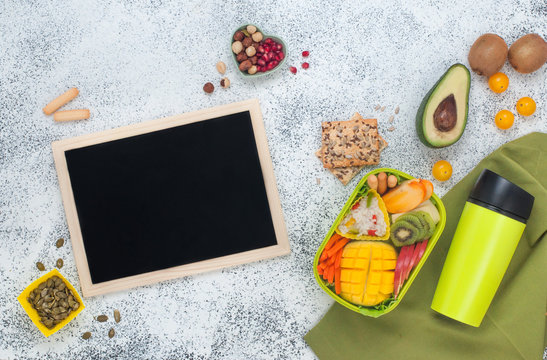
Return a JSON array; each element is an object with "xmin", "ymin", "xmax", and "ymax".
[{"xmin": 97, "ymin": 315, "xmax": 108, "ymax": 322}]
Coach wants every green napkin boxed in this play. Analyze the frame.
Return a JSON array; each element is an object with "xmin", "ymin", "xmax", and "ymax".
[{"xmin": 305, "ymin": 132, "xmax": 547, "ymax": 360}]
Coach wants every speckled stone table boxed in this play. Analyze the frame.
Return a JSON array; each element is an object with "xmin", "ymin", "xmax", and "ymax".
[{"xmin": 1, "ymin": 1, "xmax": 546, "ymax": 359}]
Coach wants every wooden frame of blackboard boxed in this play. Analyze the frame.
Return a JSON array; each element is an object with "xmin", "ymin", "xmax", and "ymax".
[{"xmin": 52, "ymin": 99, "xmax": 290, "ymax": 297}]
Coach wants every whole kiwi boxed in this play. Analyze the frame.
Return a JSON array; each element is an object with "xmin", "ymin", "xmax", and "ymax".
[
  {"xmin": 468, "ymin": 33, "xmax": 508, "ymax": 77},
  {"xmin": 508, "ymin": 34, "xmax": 547, "ymax": 74}
]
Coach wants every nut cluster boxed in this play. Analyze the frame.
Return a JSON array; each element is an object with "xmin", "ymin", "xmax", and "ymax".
[{"xmin": 232, "ymin": 25, "xmax": 284, "ymax": 74}]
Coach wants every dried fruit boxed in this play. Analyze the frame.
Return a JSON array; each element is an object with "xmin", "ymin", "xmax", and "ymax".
[
  {"xmin": 246, "ymin": 25, "xmax": 257, "ymax": 34},
  {"xmin": 302, "ymin": 50, "xmax": 310, "ymax": 57},
  {"xmin": 203, "ymin": 82, "xmax": 214, "ymax": 94},
  {"xmin": 302, "ymin": 62, "xmax": 309, "ymax": 69},
  {"xmin": 36, "ymin": 262, "xmax": 45, "ymax": 271},
  {"xmin": 114, "ymin": 309, "xmax": 121, "ymax": 323},
  {"xmin": 97, "ymin": 314, "xmax": 108, "ymax": 322},
  {"xmin": 56, "ymin": 238, "xmax": 65, "ymax": 248},
  {"xmin": 220, "ymin": 77, "xmax": 230, "ymax": 88},
  {"xmin": 233, "ymin": 31, "xmax": 244, "ymax": 41},
  {"xmin": 251, "ymin": 32, "xmax": 263, "ymax": 42},
  {"xmin": 216, "ymin": 61, "xmax": 226, "ymax": 75},
  {"xmin": 82, "ymin": 332, "xmax": 91, "ymax": 340},
  {"xmin": 231, "ymin": 41, "xmax": 243, "ymax": 54},
  {"xmin": 108, "ymin": 328, "xmax": 115, "ymax": 338},
  {"xmin": 56, "ymin": 258, "xmax": 63, "ymax": 269}
]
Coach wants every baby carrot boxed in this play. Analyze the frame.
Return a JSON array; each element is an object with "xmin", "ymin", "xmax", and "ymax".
[
  {"xmin": 334, "ymin": 267, "xmax": 341, "ymax": 294},
  {"xmin": 324, "ymin": 233, "xmax": 342, "ymax": 251},
  {"xmin": 327, "ymin": 265, "xmax": 335, "ymax": 284},
  {"xmin": 320, "ymin": 250, "xmax": 328, "ymax": 262},
  {"xmin": 334, "ymin": 248, "xmax": 343, "ymax": 269},
  {"xmin": 317, "ymin": 265, "xmax": 324, "ymax": 276}
]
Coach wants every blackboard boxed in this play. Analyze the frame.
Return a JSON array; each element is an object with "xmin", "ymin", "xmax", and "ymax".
[{"xmin": 52, "ymin": 100, "xmax": 289, "ymax": 297}]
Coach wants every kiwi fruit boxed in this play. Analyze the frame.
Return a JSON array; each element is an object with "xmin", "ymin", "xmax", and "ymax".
[
  {"xmin": 394, "ymin": 214, "xmax": 425, "ymax": 239},
  {"xmin": 508, "ymin": 34, "xmax": 547, "ymax": 74},
  {"xmin": 391, "ymin": 220, "xmax": 421, "ymax": 247},
  {"xmin": 468, "ymin": 33, "xmax": 508, "ymax": 77},
  {"xmin": 415, "ymin": 211, "xmax": 436, "ymax": 238}
]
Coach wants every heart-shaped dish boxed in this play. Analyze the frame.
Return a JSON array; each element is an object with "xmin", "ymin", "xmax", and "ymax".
[{"xmin": 231, "ymin": 24, "xmax": 287, "ymax": 77}]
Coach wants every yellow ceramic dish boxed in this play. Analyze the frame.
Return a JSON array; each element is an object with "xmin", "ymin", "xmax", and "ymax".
[
  {"xmin": 17, "ymin": 269, "xmax": 85, "ymax": 337},
  {"xmin": 335, "ymin": 189, "xmax": 391, "ymax": 240}
]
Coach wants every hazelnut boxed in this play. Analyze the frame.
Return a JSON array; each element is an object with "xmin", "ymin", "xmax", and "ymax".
[
  {"xmin": 220, "ymin": 77, "xmax": 230, "ymax": 88},
  {"xmin": 239, "ymin": 60, "xmax": 252, "ymax": 72},
  {"xmin": 248, "ymin": 65, "xmax": 258, "ymax": 75},
  {"xmin": 203, "ymin": 82, "xmax": 214, "ymax": 93},
  {"xmin": 246, "ymin": 25, "xmax": 257, "ymax": 34},
  {"xmin": 242, "ymin": 36, "xmax": 253, "ymax": 48},
  {"xmin": 252, "ymin": 32, "xmax": 263, "ymax": 42},
  {"xmin": 233, "ymin": 31, "xmax": 245, "ymax": 41},
  {"xmin": 236, "ymin": 52, "xmax": 248, "ymax": 62},
  {"xmin": 252, "ymin": 42, "xmax": 260, "ymax": 49},
  {"xmin": 232, "ymin": 41, "xmax": 243, "ymax": 54},
  {"xmin": 245, "ymin": 46, "xmax": 256, "ymax": 57},
  {"xmin": 249, "ymin": 56, "xmax": 258, "ymax": 65},
  {"xmin": 216, "ymin": 61, "xmax": 226, "ymax": 75}
]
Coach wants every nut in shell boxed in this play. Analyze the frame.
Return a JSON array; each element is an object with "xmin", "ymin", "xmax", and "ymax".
[
  {"xmin": 233, "ymin": 31, "xmax": 244, "ymax": 41},
  {"xmin": 220, "ymin": 77, "xmax": 230, "ymax": 89},
  {"xmin": 242, "ymin": 37, "xmax": 252, "ymax": 48},
  {"xmin": 203, "ymin": 82, "xmax": 214, "ymax": 94},
  {"xmin": 231, "ymin": 41, "xmax": 243, "ymax": 54},
  {"xmin": 216, "ymin": 61, "xmax": 226, "ymax": 75},
  {"xmin": 245, "ymin": 46, "xmax": 256, "ymax": 57},
  {"xmin": 236, "ymin": 52, "xmax": 248, "ymax": 63},
  {"xmin": 248, "ymin": 65, "xmax": 258, "ymax": 75},
  {"xmin": 246, "ymin": 25, "xmax": 257, "ymax": 34},
  {"xmin": 252, "ymin": 32, "xmax": 263, "ymax": 42},
  {"xmin": 239, "ymin": 60, "xmax": 252, "ymax": 72}
]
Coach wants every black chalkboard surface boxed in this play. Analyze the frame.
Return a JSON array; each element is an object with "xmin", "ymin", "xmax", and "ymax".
[{"xmin": 53, "ymin": 100, "xmax": 289, "ymax": 296}]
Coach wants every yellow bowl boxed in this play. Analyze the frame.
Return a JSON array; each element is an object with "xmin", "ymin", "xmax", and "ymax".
[{"xmin": 17, "ymin": 269, "xmax": 85, "ymax": 337}]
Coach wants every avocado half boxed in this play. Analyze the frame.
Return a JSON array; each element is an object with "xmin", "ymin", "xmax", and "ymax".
[{"xmin": 416, "ymin": 63, "xmax": 470, "ymax": 148}]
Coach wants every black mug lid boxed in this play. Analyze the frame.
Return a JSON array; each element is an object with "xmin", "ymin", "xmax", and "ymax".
[{"xmin": 468, "ymin": 169, "xmax": 534, "ymax": 222}]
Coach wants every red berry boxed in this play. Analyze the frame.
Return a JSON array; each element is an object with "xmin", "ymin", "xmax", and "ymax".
[
  {"xmin": 289, "ymin": 66, "xmax": 297, "ymax": 74},
  {"xmin": 302, "ymin": 51, "xmax": 309, "ymax": 57},
  {"xmin": 302, "ymin": 62, "xmax": 309, "ymax": 69}
]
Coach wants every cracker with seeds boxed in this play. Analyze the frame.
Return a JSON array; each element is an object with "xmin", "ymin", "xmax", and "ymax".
[
  {"xmin": 321, "ymin": 118, "xmax": 380, "ymax": 168},
  {"xmin": 316, "ymin": 134, "xmax": 388, "ymax": 185}
]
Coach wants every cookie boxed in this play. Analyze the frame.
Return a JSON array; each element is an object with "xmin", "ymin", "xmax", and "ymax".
[{"xmin": 321, "ymin": 118, "xmax": 380, "ymax": 168}]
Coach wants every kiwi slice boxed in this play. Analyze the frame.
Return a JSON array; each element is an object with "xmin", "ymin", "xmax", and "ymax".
[
  {"xmin": 415, "ymin": 211, "xmax": 436, "ymax": 238},
  {"xmin": 390, "ymin": 220, "xmax": 421, "ymax": 247},
  {"xmin": 394, "ymin": 214, "xmax": 425, "ymax": 239}
]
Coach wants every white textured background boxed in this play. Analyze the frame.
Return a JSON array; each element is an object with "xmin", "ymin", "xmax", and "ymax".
[{"xmin": 1, "ymin": 0, "xmax": 546, "ymax": 359}]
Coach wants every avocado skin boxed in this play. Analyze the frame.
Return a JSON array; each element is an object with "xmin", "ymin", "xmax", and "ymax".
[{"xmin": 416, "ymin": 63, "xmax": 470, "ymax": 148}]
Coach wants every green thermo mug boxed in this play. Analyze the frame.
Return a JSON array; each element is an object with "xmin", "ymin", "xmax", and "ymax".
[{"xmin": 431, "ymin": 169, "xmax": 534, "ymax": 327}]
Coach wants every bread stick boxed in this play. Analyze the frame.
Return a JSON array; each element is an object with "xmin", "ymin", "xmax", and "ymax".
[
  {"xmin": 54, "ymin": 109, "xmax": 90, "ymax": 122},
  {"xmin": 43, "ymin": 88, "xmax": 79, "ymax": 115}
]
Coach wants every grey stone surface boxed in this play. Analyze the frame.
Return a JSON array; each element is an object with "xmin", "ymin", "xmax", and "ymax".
[{"xmin": 1, "ymin": 0, "xmax": 546, "ymax": 359}]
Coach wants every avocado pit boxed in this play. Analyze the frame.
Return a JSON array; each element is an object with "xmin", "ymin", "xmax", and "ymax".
[{"xmin": 433, "ymin": 94, "xmax": 457, "ymax": 132}]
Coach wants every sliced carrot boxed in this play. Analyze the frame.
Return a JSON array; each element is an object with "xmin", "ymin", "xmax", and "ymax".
[
  {"xmin": 320, "ymin": 250, "xmax": 328, "ymax": 262},
  {"xmin": 324, "ymin": 233, "xmax": 342, "ymax": 251},
  {"xmin": 318, "ymin": 262, "xmax": 327, "ymax": 270},
  {"xmin": 334, "ymin": 267, "xmax": 342, "ymax": 294},
  {"xmin": 317, "ymin": 265, "xmax": 324, "ymax": 276},
  {"xmin": 334, "ymin": 248, "xmax": 343, "ymax": 269},
  {"xmin": 326, "ymin": 255, "xmax": 336, "ymax": 266},
  {"xmin": 327, "ymin": 265, "xmax": 335, "ymax": 284},
  {"xmin": 327, "ymin": 238, "xmax": 350, "ymax": 258}
]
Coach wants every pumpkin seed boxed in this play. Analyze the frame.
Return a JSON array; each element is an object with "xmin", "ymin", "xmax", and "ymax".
[
  {"xmin": 82, "ymin": 332, "xmax": 91, "ymax": 340},
  {"xmin": 114, "ymin": 309, "xmax": 121, "ymax": 323},
  {"xmin": 56, "ymin": 258, "xmax": 63, "ymax": 269},
  {"xmin": 97, "ymin": 315, "xmax": 108, "ymax": 322},
  {"xmin": 56, "ymin": 238, "xmax": 65, "ymax": 248},
  {"xmin": 36, "ymin": 262, "xmax": 45, "ymax": 271},
  {"xmin": 108, "ymin": 328, "xmax": 115, "ymax": 338}
]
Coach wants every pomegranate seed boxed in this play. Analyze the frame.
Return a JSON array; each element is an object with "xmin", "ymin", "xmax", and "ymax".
[
  {"xmin": 257, "ymin": 66, "xmax": 263, "ymax": 72},
  {"xmin": 265, "ymin": 38, "xmax": 273, "ymax": 44},
  {"xmin": 263, "ymin": 45, "xmax": 271, "ymax": 52},
  {"xmin": 268, "ymin": 51, "xmax": 274, "ymax": 59},
  {"xmin": 257, "ymin": 45, "xmax": 265, "ymax": 53},
  {"xmin": 277, "ymin": 52, "xmax": 285, "ymax": 60},
  {"xmin": 267, "ymin": 62, "xmax": 274, "ymax": 70},
  {"xmin": 257, "ymin": 59, "xmax": 266, "ymax": 67},
  {"xmin": 271, "ymin": 60, "xmax": 279, "ymax": 67},
  {"xmin": 261, "ymin": 54, "xmax": 270, "ymax": 62},
  {"xmin": 256, "ymin": 52, "xmax": 262, "ymax": 58},
  {"xmin": 276, "ymin": 44, "xmax": 283, "ymax": 51},
  {"xmin": 289, "ymin": 66, "xmax": 297, "ymax": 74},
  {"xmin": 302, "ymin": 62, "xmax": 309, "ymax": 69},
  {"xmin": 302, "ymin": 51, "xmax": 309, "ymax": 57}
]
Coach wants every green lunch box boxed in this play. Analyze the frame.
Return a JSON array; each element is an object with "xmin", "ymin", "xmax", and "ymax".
[{"xmin": 313, "ymin": 168, "xmax": 447, "ymax": 317}]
